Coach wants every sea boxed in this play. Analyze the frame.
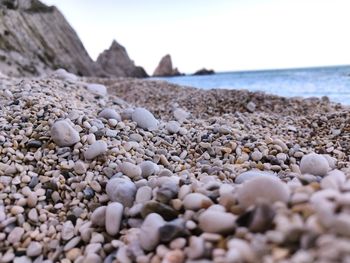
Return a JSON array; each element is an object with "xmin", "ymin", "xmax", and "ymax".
[{"xmin": 154, "ymin": 65, "xmax": 350, "ymax": 105}]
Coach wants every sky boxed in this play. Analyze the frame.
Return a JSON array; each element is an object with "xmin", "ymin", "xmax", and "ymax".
[{"xmin": 42, "ymin": 0, "xmax": 350, "ymax": 74}]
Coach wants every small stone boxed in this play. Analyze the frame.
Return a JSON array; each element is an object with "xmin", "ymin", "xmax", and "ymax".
[
  {"xmin": 185, "ymin": 236, "xmax": 205, "ymax": 259},
  {"xmin": 11, "ymin": 206, "xmax": 24, "ymax": 215},
  {"xmin": 28, "ymin": 208, "xmax": 38, "ymax": 222},
  {"xmin": 235, "ymin": 170, "xmax": 276, "ymax": 184},
  {"xmin": 51, "ymin": 120, "xmax": 80, "ymax": 147},
  {"xmin": 120, "ymin": 162, "xmax": 142, "ymax": 179},
  {"xmin": 136, "ymin": 186, "xmax": 153, "ymax": 204},
  {"xmin": 141, "ymin": 201, "xmax": 179, "ymax": 221},
  {"xmin": 139, "ymin": 213, "xmax": 165, "ymax": 251},
  {"xmin": 251, "ymin": 151, "xmax": 263, "ymax": 161},
  {"xmin": 54, "ymin": 68, "xmax": 78, "ymax": 82},
  {"xmin": 86, "ymin": 83, "xmax": 107, "ymax": 97},
  {"xmin": 13, "ymin": 256, "xmax": 31, "ymax": 263},
  {"xmin": 237, "ymin": 176, "xmax": 290, "ymax": 209},
  {"xmin": 84, "ymin": 140, "xmax": 107, "ymax": 160},
  {"xmin": 91, "ymin": 206, "xmax": 107, "ymax": 227},
  {"xmin": 27, "ymin": 192, "xmax": 38, "ymax": 208},
  {"xmin": 8, "ymin": 227, "xmax": 24, "ymax": 244},
  {"xmin": 83, "ymin": 253, "xmax": 102, "ymax": 263},
  {"xmin": 198, "ymin": 210, "xmax": 236, "ymax": 234},
  {"xmin": 98, "ymin": 108, "xmax": 121, "ymax": 121},
  {"xmin": 64, "ymin": 236, "xmax": 81, "ymax": 251},
  {"xmin": 300, "ymin": 153, "xmax": 329, "ymax": 176},
  {"xmin": 26, "ymin": 140, "xmax": 42, "ymax": 149},
  {"xmin": 140, "ymin": 161, "xmax": 156, "ymax": 177},
  {"xmin": 26, "ymin": 241, "xmax": 42, "ymax": 257},
  {"xmin": 320, "ymin": 169, "xmax": 346, "ymax": 190},
  {"xmin": 166, "ymin": 121, "xmax": 180, "ymax": 134},
  {"xmin": 173, "ymin": 108, "xmax": 190, "ymax": 122},
  {"xmin": 66, "ymin": 248, "xmax": 82, "ymax": 261},
  {"xmin": 106, "ymin": 178, "xmax": 137, "ymax": 207},
  {"xmin": 159, "ymin": 219, "xmax": 188, "ymax": 242},
  {"xmin": 162, "ymin": 250, "xmax": 185, "ymax": 263},
  {"xmin": 246, "ymin": 101, "xmax": 256, "ymax": 112},
  {"xmin": 74, "ymin": 161, "xmax": 87, "ymax": 174},
  {"xmin": 105, "ymin": 202, "xmax": 124, "ymax": 236},
  {"xmin": 183, "ymin": 193, "xmax": 213, "ymax": 211},
  {"xmin": 132, "ymin": 107, "xmax": 159, "ymax": 130},
  {"xmin": 62, "ymin": 221, "xmax": 75, "ymax": 241}
]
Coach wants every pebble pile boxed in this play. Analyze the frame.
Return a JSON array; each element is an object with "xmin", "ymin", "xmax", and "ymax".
[{"xmin": 0, "ymin": 74, "xmax": 349, "ymax": 263}]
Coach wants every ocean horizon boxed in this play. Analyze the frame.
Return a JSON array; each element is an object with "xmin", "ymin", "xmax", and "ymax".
[{"xmin": 153, "ymin": 65, "xmax": 350, "ymax": 105}]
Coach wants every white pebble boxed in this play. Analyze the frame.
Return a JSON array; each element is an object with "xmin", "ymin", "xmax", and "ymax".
[
  {"xmin": 26, "ymin": 241, "xmax": 42, "ymax": 257},
  {"xmin": 98, "ymin": 108, "xmax": 121, "ymax": 121},
  {"xmin": 86, "ymin": 83, "xmax": 107, "ymax": 96},
  {"xmin": 120, "ymin": 162, "xmax": 142, "ymax": 179},
  {"xmin": 84, "ymin": 140, "xmax": 107, "ymax": 160},
  {"xmin": 91, "ymin": 206, "xmax": 106, "ymax": 227},
  {"xmin": 199, "ymin": 210, "xmax": 236, "ymax": 234},
  {"xmin": 106, "ymin": 178, "xmax": 137, "ymax": 207},
  {"xmin": 105, "ymin": 202, "xmax": 124, "ymax": 236},
  {"xmin": 235, "ymin": 170, "xmax": 276, "ymax": 184},
  {"xmin": 183, "ymin": 193, "xmax": 213, "ymax": 211},
  {"xmin": 139, "ymin": 213, "xmax": 165, "ymax": 251},
  {"xmin": 132, "ymin": 107, "xmax": 159, "ymax": 130},
  {"xmin": 300, "ymin": 153, "xmax": 330, "ymax": 176},
  {"xmin": 51, "ymin": 120, "xmax": 80, "ymax": 147}
]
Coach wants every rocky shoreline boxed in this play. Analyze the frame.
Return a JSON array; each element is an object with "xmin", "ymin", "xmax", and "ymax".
[{"xmin": 0, "ymin": 74, "xmax": 349, "ymax": 263}]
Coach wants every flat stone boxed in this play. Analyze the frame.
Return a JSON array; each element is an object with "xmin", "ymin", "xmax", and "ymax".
[
  {"xmin": 106, "ymin": 178, "xmax": 137, "ymax": 207},
  {"xmin": 84, "ymin": 140, "xmax": 107, "ymax": 160},
  {"xmin": 166, "ymin": 121, "xmax": 180, "ymax": 134},
  {"xmin": 51, "ymin": 120, "xmax": 80, "ymax": 147},
  {"xmin": 183, "ymin": 193, "xmax": 213, "ymax": 211},
  {"xmin": 62, "ymin": 221, "xmax": 75, "ymax": 241},
  {"xmin": 235, "ymin": 170, "xmax": 276, "ymax": 184},
  {"xmin": 132, "ymin": 107, "xmax": 159, "ymax": 130},
  {"xmin": 86, "ymin": 83, "xmax": 107, "ymax": 96},
  {"xmin": 237, "ymin": 176, "xmax": 290, "ymax": 209},
  {"xmin": 98, "ymin": 108, "xmax": 121, "ymax": 121},
  {"xmin": 105, "ymin": 202, "xmax": 124, "ymax": 236},
  {"xmin": 198, "ymin": 210, "xmax": 236, "ymax": 234}
]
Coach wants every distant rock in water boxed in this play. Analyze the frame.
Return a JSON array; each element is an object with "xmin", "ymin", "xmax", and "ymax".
[
  {"xmin": 0, "ymin": 0, "xmax": 104, "ymax": 77},
  {"xmin": 96, "ymin": 40, "xmax": 148, "ymax": 78},
  {"xmin": 153, "ymin": 54, "xmax": 182, "ymax": 77},
  {"xmin": 192, "ymin": 68, "xmax": 215, "ymax": 76}
]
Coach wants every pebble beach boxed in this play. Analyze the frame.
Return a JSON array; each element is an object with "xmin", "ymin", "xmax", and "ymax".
[{"xmin": 0, "ymin": 72, "xmax": 350, "ymax": 263}]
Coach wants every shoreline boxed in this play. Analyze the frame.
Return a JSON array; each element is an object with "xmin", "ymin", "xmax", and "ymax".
[{"xmin": 0, "ymin": 75, "xmax": 349, "ymax": 262}]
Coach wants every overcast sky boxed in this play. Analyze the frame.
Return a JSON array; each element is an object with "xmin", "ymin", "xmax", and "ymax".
[{"xmin": 42, "ymin": 0, "xmax": 350, "ymax": 74}]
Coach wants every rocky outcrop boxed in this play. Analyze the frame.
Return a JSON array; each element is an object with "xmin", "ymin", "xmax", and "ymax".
[
  {"xmin": 0, "ymin": 0, "xmax": 104, "ymax": 77},
  {"xmin": 192, "ymin": 68, "xmax": 215, "ymax": 76},
  {"xmin": 153, "ymin": 54, "xmax": 182, "ymax": 77},
  {"xmin": 96, "ymin": 40, "xmax": 148, "ymax": 78}
]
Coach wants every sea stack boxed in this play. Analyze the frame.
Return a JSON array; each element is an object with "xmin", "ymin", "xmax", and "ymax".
[{"xmin": 153, "ymin": 54, "xmax": 182, "ymax": 77}]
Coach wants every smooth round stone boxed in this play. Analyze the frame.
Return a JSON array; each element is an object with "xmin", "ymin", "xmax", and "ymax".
[
  {"xmin": 51, "ymin": 120, "xmax": 80, "ymax": 147},
  {"xmin": 183, "ymin": 193, "xmax": 213, "ymax": 211},
  {"xmin": 86, "ymin": 83, "xmax": 107, "ymax": 97},
  {"xmin": 173, "ymin": 108, "xmax": 190, "ymax": 122},
  {"xmin": 140, "ymin": 161, "xmax": 156, "ymax": 178},
  {"xmin": 320, "ymin": 170, "xmax": 346, "ymax": 190},
  {"xmin": 84, "ymin": 140, "xmax": 107, "ymax": 160},
  {"xmin": 136, "ymin": 186, "xmax": 153, "ymax": 204},
  {"xmin": 98, "ymin": 108, "xmax": 121, "ymax": 121},
  {"xmin": 139, "ymin": 213, "xmax": 165, "ymax": 251},
  {"xmin": 237, "ymin": 176, "xmax": 290, "ymax": 209},
  {"xmin": 120, "ymin": 162, "xmax": 142, "ymax": 179},
  {"xmin": 300, "ymin": 153, "xmax": 329, "ymax": 176},
  {"xmin": 83, "ymin": 253, "xmax": 102, "ymax": 263},
  {"xmin": 235, "ymin": 170, "xmax": 276, "ymax": 184},
  {"xmin": 26, "ymin": 241, "xmax": 42, "ymax": 257},
  {"xmin": 91, "ymin": 206, "xmax": 106, "ymax": 227},
  {"xmin": 106, "ymin": 178, "xmax": 137, "ymax": 207},
  {"xmin": 198, "ymin": 210, "xmax": 236, "ymax": 234},
  {"xmin": 251, "ymin": 151, "xmax": 263, "ymax": 161},
  {"xmin": 166, "ymin": 121, "xmax": 180, "ymax": 134},
  {"xmin": 105, "ymin": 202, "xmax": 124, "ymax": 236},
  {"xmin": 74, "ymin": 161, "xmax": 87, "ymax": 174},
  {"xmin": 132, "ymin": 107, "xmax": 159, "ymax": 130}
]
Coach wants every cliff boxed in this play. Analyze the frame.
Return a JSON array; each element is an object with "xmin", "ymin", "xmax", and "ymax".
[
  {"xmin": 0, "ymin": 0, "xmax": 103, "ymax": 77},
  {"xmin": 96, "ymin": 40, "xmax": 148, "ymax": 78}
]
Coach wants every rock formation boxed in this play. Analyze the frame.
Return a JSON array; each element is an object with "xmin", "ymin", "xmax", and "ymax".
[
  {"xmin": 153, "ymin": 54, "xmax": 182, "ymax": 77},
  {"xmin": 96, "ymin": 40, "xmax": 148, "ymax": 78},
  {"xmin": 0, "ymin": 0, "xmax": 104, "ymax": 77},
  {"xmin": 192, "ymin": 68, "xmax": 215, "ymax": 76}
]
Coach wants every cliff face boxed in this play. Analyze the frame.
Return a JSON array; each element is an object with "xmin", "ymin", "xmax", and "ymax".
[
  {"xmin": 0, "ymin": 0, "xmax": 104, "ymax": 77},
  {"xmin": 153, "ymin": 54, "xmax": 181, "ymax": 77},
  {"xmin": 96, "ymin": 40, "xmax": 148, "ymax": 78}
]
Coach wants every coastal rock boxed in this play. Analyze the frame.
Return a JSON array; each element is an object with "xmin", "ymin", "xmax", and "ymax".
[
  {"xmin": 300, "ymin": 153, "xmax": 330, "ymax": 176},
  {"xmin": 84, "ymin": 140, "xmax": 107, "ymax": 160},
  {"xmin": 106, "ymin": 178, "xmax": 137, "ymax": 207},
  {"xmin": 198, "ymin": 210, "xmax": 236, "ymax": 234},
  {"xmin": 139, "ymin": 213, "xmax": 165, "ymax": 251},
  {"xmin": 96, "ymin": 40, "xmax": 148, "ymax": 78},
  {"xmin": 131, "ymin": 107, "xmax": 159, "ymax": 130},
  {"xmin": 0, "ymin": 1, "xmax": 104, "ymax": 77},
  {"xmin": 98, "ymin": 108, "xmax": 121, "ymax": 121},
  {"xmin": 192, "ymin": 68, "xmax": 215, "ymax": 76},
  {"xmin": 235, "ymin": 170, "xmax": 276, "ymax": 184},
  {"xmin": 153, "ymin": 54, "xmax": 182, "ymax": 77},
  {"xmin": 51, "ymin": 120, "xmax": 80, "ymax": 147},
  {"xmin": 237, "ymin": 176, "xmax": 290, "ymax": 208},
  {"xmin": 105, "ymin": 202, "xmax": 124, "ymax": 236},
  {"xmin": 120, "ymin": 162, "xmax": 142, "ymax": 179},
  {"xmin": 86, "ymin": 83, "xmax": 107, "ymax": 97}
]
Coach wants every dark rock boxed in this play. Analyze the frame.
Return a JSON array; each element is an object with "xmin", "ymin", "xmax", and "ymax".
[
  {"xmin": 26, "ymin": 140, "xmax": 42, "ymax": 148},
  {"xmin": 141, "ymin": 201, "xmax": 178, "ymax": 221},
  {"xmin": 192, "ymin": 68, "xmax": 215, "ymax": 76},
  {"xmin": 96, "ymin": 40, "xmax": 148, "ymax": 78},
  {"xmin": 159, "ymin": 219, "xmax": 189, "ymax": 243}
]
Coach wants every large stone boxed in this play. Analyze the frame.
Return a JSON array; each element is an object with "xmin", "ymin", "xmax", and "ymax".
[
  {"xmin": 96, "ymin": 40, "xmax": 148, "ymax": 78},
  {"xmin": 132, "ymin": 107, "xmax": 159, "ymax": 130},
  {"xmin": 51, "ymin": 120, "xmax": 80, "ymax": 147},
  {"xmin": 139, "ymin": 213, "xmax": 165, "ymax": 251},
  {"xmin": 300, "ymin": 153, "xmax": 330, "ymax": 176},
  {"xmin": 106, "ymin": 178, "xmax": 137, "ymax": 207}
]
